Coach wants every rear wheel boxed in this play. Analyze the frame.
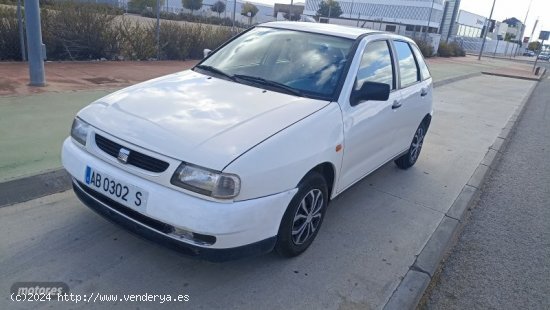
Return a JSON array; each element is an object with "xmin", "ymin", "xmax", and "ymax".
[
  {"xmin": 395, "ymin": 123, "xmax": 427, "ymax": 169},
  {"xmin": 275, "ymin": 172, "xmax": 328, "ymax": 257}
]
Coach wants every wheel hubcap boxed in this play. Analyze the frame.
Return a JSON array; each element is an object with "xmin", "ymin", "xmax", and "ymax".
[
  {"xmin": 410, "ymin": 127, "xmax": 425, "ymax": 162},
  {"xmin": 291, "ymin": 189, "xmax": 323, "ymax": 245}
]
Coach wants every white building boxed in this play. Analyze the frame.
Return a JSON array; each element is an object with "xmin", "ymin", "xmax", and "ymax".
[
  {"xmin": 303, "ymin": 0, "xmax": 445, "ymax": 34},
  {"xmin": 454, "ymin": 10, "xmax": 485, "ymax": 38}
]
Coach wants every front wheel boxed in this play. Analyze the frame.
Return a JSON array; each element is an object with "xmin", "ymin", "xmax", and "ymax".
[
  {"xmin": 275, "ymin": 172, "xmax": 328, "ymax": 258},
  {"xmin": 395, "ymin": 123, "xmax": 427, "ymax": 169}
]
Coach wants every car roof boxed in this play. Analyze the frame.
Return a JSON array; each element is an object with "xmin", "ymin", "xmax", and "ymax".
[{"xmin": 260, "ymin": 21, "xmax": 381, "ymax": 39}]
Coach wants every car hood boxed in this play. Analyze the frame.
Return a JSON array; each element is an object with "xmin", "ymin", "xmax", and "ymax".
[{"xmin": 78, "ymin": 70, "xmax": 330, "ymax": 170}]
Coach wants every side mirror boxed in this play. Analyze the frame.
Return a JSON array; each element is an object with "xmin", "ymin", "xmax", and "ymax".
[
  {"xmin": 203, "ymin": 49, "xmax": 212, "ymax": 59},
  {"xmin": 350, "ymin": 81, "xmax": 391, "ymax": 106}
]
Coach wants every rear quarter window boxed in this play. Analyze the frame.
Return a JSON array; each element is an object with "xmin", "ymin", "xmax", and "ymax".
[{"xmin": 411, "ymin": 44, "xmax": 431, "ymax": 81}]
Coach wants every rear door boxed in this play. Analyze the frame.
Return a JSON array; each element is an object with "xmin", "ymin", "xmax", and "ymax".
[{"xmin": 390, "ymin": 40, "xmax": 430, "ymax": 152}]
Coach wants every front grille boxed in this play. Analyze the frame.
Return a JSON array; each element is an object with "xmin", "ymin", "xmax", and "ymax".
[{"xmin": 95, "ymin": 134, "xmax": 170, "ymax": 173}]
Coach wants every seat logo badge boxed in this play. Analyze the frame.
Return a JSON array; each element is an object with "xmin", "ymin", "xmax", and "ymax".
[{"xmin": 117, "ymin": 148, "xmax": 130, "ymax": 164}]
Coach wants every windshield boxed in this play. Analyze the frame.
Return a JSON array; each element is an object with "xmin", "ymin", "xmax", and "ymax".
[{"xmin": 197, "ymin": 27, "xmax": 355, "ymax": 99}]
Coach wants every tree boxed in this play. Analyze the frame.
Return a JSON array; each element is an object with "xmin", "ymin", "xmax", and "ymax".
[
  {"xmin": 182, "ymin": 0, "xmax": 203, "ymax": 15},
  {"xmin": 528, "ymin": 41, "xmax": 540, "ymax": 51},
  {"xmin": 504, "ymin": 33, "xmax": 516, "ymax": 42},
  {"xmin": 211, "ymin": 0, "xmax": 226, "ymax": 18},
  {"xmin": 241, "ymin": 2, "xmax": 258, "ymax": 25},
  {"xmin": 129, "ymin": 0, "xmax": 165, "ymax": 13},
  {"xmin": 316, "ymin": 0, "xmax": 342, "ymax": 18}
]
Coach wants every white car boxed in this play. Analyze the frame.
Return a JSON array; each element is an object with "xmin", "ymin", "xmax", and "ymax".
[{"xmin": 62, "ymin": 22, "xmax": 433, "ymax": 261}]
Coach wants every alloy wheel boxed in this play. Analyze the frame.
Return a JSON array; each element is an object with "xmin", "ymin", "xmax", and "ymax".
[
  {"xmin": 410, "ymin": 127, "xmax": 425, "ymax": 163},
  {"xmin": 291, "ymin": 189, "xmax": 324, "ymax": 245}
]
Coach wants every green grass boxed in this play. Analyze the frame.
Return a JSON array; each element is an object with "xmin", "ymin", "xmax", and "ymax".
[{"xmin": 0, "ymin": 90, "xmax": 112, "ymax": 181}]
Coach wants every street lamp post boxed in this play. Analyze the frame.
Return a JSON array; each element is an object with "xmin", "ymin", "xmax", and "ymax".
[
  {"xmin": 518, "ymin": 0, "xmax": 533, "ymax": 56},
  {"xmin": 156, "ymin": 0, "xmax": 160, "ymax": 60},
  {"xmin": 232, "ymin": 0, "xmax": 236, "ymax": 31},
  {"xmin": 23, "ymin": 0, "xmax": 45, "ymax": 86},
  {"xmin": 478, "ymin": 0, "xmax": 497, "ymax": 60},
  {"xmin": 424, "ymin": 0, "xmax": 435, "ymax": 41},
  {"xmin": 17, "ymin": 0, "xmax": 26, "ymax": 61}
]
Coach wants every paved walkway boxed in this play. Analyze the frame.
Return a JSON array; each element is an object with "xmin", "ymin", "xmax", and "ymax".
[
  {"xmin": 0, "ymin": 56, "xmax": 535, "ymax": 182},
  {"xmin": 0, "ymin": 61, "xmax": 197, "ymax": 96},
  {"xmin": 421, "ymin": 70, "xmax": 550, "ymax": 310},
  {"xmin": 427, "ymin": 55, "xmax": 540, "ymax": 82},
  {"xmin": 0, "ymin": 56, "xmax": 534, "ymax": 97}
]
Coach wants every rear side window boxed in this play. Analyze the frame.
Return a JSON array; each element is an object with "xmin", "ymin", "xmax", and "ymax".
[
  {"xmin": 355, "ymin": 40, "xmax": 395, "ymax": 91},
  {"xmin": 393, "ymin": 41, "xmax": 420, "ymax": 88},
  {"xmin": 410, "ymin": 44, "xmax": 431, "ymax": 80}
]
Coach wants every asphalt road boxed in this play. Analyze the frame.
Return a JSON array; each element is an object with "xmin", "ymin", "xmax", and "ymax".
[
  {"xmin": 0, "ymin": 75, "xmax": 535, "ymax": 310},
  {"xmin": 421, "ymin": 68, "xmax": 550, "ymax": 309}
]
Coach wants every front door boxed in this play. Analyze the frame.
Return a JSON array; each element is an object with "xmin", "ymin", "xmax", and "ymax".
[{"xmin": 338, "ymin": 39, "xmax": 401, "ymax": 192}]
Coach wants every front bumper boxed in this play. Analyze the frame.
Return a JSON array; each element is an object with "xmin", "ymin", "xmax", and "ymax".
[
  {"xmin": 72, "ymin": 180, "xmax": 276, "ymax": 262},
  {"xmin": 62, "ymin": 138, "xmax": 298, "ymax": 260}
]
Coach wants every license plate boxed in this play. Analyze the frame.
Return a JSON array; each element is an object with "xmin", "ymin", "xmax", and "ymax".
[{"xmin": 84, "ymin": 166, "xmax": 148, "ymax": 208}]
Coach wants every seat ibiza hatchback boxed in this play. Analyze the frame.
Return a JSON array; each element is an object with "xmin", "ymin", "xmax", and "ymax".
[{"xmin": 63, "ymin": 22, "xmax": 433, "ymax": 261}]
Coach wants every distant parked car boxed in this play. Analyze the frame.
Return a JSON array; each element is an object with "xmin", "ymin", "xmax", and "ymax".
[
  {"xmin": 299, "ymin": 15, "xmax": 317, "ymax": 23},
  {"xmin": 537, "ymin": 53, "xmax": 550, "ymax": 61},
  {"xmin": 62, "ymin": 22, "xmax": 433, "ymax": 261},
  {"xmin": 523, "ymin": 50, "xmax": 535, "ymax": 57}
]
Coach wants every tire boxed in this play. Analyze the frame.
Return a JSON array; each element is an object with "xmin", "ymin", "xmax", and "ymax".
[
  {"xmin": 275, "ymin": 171, "xmax": 328, "ymax": 258},
  {"xmin": 395, "ymin": 122, "xmax": 427, "ymax": 170}
]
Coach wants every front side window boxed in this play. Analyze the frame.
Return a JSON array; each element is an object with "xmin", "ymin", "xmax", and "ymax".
[
  {"xmin": 355, "ymin": 40, "xmax": 394, "ymax": 92},
  {"xmin": 198, "ymin": 27, "xmax": 354, "ymax": 99},
  {"xmin": 393, "ymin": 41, "xmax": 420, "ymax": 88}
]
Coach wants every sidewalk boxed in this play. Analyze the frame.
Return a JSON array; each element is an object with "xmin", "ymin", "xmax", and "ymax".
[
  {"xmin": 427, "ymin": 55, "xmax": 542, "ymax": 82},
  {"xmin": 0, "ymin": 56, "xmax": 533, "ymax": 96},
  {"xmin": 0, "ymin": 60, "xmax": 197, "ymax": 96},
  {"xmin": 0, "ymin": 56, "xmax": 537, "ymax": 183}
]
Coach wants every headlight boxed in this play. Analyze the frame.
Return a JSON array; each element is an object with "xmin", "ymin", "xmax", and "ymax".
[
  {"xmin": 170, "ymin": 163, "xmax": 241, "ymax": 199},
  {"xmin": 71, "ymin": 117, "xmax": 90, "ymax": 146}
]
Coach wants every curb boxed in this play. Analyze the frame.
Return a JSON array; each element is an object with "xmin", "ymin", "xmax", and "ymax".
[
  {"xmin": 481, "ymin": 68, "xmax": 546, "ymax": 82},
  {"xmin": 0, "ymin": 169, "xmax": 71, "ymax": 208},
  {"xmin": 432, "ymin": 72, "xmax": 481, "ymax": 88},
  {"xmin": 0, "ymin": 72, "xmax": 484, "ymax": 208},
  {"xmin": 383, "ymin": 75, "xmax": 541, "ymax": 310}
]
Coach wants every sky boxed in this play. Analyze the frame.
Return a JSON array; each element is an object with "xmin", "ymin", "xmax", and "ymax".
[
  {"xmin": 251, "ymin": 0, "xmax": 549, "ymax": 41},
  {"xmin": 460, "ymin": 0, "xmax": 549, "ymax": 41}
]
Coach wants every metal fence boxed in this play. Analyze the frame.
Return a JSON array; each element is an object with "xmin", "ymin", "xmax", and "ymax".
[
  {"xmin": 450, "ymin": 36, "xmax": 523, "ymax": 57},
  {"xmin": 0, "ymin": 4, "xmax": 26, "ymax": 61},
  {"xmin": 0, "ymin": 3, "xmax": 245, "ymax": 62}
]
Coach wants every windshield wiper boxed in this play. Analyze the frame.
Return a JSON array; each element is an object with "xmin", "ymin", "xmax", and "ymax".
[
  {"xmin": 195, "ymin": 65, "xmax": 235, "ymax": 81},
  {"xmin": 233, "ymin": 74, "xmax": 304, "ymax": 97}
]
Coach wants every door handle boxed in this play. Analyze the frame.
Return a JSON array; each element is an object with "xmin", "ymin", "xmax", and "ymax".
[
  {"xmin": 421, "ymin": 88, "xmax": 429, "ymax": 97},
  {"xmin": 392, "ymin": 100, "xmax": 402, "ymax": 109}
]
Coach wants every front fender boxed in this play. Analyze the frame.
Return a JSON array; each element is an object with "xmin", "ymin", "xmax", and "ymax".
[{"xmin": 225, "ymin": 102, "xmax": 344, "ymax": 201}]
